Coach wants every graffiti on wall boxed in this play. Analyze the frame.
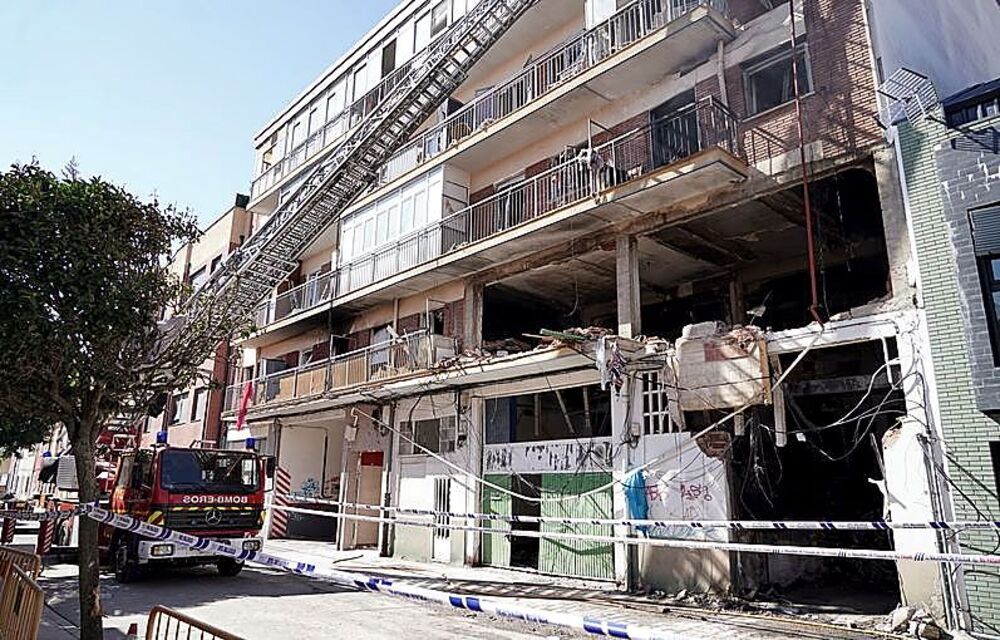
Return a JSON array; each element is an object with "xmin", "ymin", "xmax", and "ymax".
[
  {"xmin": 484, "ymin": 439, "xmax": 613, "ymax": 474},
  {"xmin": 641, "ymin": 432, "xmax": 729, "ymax": 542}
]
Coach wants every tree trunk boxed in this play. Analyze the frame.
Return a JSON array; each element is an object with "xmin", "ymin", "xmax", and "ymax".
[{"xmin": 74, "ymin": 432, "xmax": 104, "ymax": 640}]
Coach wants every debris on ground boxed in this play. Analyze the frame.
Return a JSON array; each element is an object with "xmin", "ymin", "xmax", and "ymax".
[{"xmin": 876, "ymin": 606, "xmax": 950, "ymax": 639}]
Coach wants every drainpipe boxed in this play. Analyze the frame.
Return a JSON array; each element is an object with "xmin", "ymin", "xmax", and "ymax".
[{"xmin": 788, "ymin": 0, "xmax": 823, "ymax": 325}]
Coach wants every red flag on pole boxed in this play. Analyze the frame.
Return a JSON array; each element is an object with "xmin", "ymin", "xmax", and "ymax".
[{"xmin": 235, "ymin": 380, "xmax": 254, "ymax": 431}]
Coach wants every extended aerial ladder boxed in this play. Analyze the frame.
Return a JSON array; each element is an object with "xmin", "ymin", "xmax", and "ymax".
[{"xmin": 185, "ymin": 0, "xmax": 538, "ymax": 337}]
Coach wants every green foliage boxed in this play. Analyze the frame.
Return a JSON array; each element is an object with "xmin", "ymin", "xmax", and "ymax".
[{"xmin": 0, "ymin": 162, "xmax": 200, "ymax": 447}]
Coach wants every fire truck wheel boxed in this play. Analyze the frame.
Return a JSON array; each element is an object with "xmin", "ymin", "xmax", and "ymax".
[
  {"xmin": 113, "ymin": 539, "xmax": 142, "ymax": 583},
  {"xmin": 217, "ymin": 558, "xmax": 244, "ymax": 577}
]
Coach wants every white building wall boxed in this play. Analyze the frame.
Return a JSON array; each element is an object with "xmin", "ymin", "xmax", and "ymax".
[
  {"xmin": 393, "ymin": 394, "xmax": 475, "ymax": 563},
  {"xmin": 867, "ymin": 0, "xmax": 1000, "ymax": 99}
]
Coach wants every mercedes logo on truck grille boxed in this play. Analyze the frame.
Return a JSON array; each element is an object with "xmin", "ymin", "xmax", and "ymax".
[{"xmin": 204, "ymin": 509, "xmax": 223, "ymax": 526}]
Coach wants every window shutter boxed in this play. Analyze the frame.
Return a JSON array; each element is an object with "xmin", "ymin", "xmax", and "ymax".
[{"xmin": 971, "ymin": 206, "xmax": 1000, "ymax": 256}]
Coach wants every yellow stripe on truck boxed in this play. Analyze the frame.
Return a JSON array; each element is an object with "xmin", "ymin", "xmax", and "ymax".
[{"xmin": 147, "ymin": 511, "xmax": 164, "ymax": 525}]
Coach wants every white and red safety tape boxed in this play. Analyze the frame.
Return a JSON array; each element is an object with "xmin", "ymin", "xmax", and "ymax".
[
  {"xmin": 81, "ymin": 504, "xmax": 691, "ymax": 640},
  {"xmin": 281, "ymin": 493, "xmax": 1000, "ymax": 532},
  {"xmin": 271, "ymin": 503, "xmax": 1000, "ymax": 567}
]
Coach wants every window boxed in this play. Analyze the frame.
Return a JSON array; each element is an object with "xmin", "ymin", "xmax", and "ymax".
[
  {"xmin": 430, "ymin": 1, "xmax": 449, "ymax": 37},
  {"xmin": 969, "ymin": 205, "xmax": 1000, "ymax": 367},
  {"xmin": 290, "ymin": 122, "xmax": 303, "ymax": 149},
  {"xmin": 191, "ymin": 388, "xmax": 208, "ymax": 422},
  {"xmin": 485, "ymin": 385, "xmax": 611, "ymax": 444},
  {"xmin": 946, "ymin": 96, "xmax": 1000, "ymax": 127},
  {"xmin": 399, "ymin": 416, "xmax": 457, "ymax": 455},
  {"xmin": 210, "ymin": 255, "xmax": 222, "ymax": 273},
  {"xmin": 972, "ymin": 205, "xmax": 1000, "ymax": 364},
  {"xmin": 259, "ymin": 133, "xmax": 278, "ymax": 173},
  {"xmin": 188, "ymin": 266, "xmax": 208, "ymax": 289},
  {"xmin": 415, "ymin": 12, "xmax": 431, "ymax": 53},
  {"xmin": 744, "ymin": 44, "xmax": 812, "ymax": 116},
  {"xmin": 991, "ymin": 442, "xmax": 1000, "ymax": 499},
  {"xmin": 307, "ymin": 106, "xmax": 319, "ymax": 136},
  {"xmin": 169, "ymin": 392, "xmax": 188, "ymax": 425},
  {"xmin": 381, "ymin": 39, "xmax": 397, "ymax": 77}
]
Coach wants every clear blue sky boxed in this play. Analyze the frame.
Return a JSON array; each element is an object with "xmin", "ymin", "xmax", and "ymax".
[{"xmin": 0, "ymin": 1, "xmax": 399, "ymax": 227}]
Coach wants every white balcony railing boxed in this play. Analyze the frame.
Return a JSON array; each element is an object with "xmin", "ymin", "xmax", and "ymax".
[
  {"xmin": 251, "ymin": 0, "xmax": 726, "ymax": 203},
  {"xmin": 375, "ymin": 0, "xmax": 728, "ymax": 186},
  {"xmin": 225, "ymin": 330, "xmax": 457, "ymax": 412},
  {"xmin": 251, "ymin": 60, "xmax": 415, "ymax": 200},
  {"xmin": 253, "ymin": 97, "xmax": 741, "ymax": 328}
]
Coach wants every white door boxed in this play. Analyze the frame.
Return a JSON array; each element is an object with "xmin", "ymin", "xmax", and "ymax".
[{"xmin": 432, "ymin": 476, "xmax": 451, "ymax": 562}]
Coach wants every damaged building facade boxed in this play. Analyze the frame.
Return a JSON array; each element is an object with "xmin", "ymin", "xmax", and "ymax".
[{"xmin": 216, "ymin": 0, "xmax": 1000, "ymax": 634}]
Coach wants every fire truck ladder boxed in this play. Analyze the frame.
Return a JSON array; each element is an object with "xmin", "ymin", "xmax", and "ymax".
[{"xmin": 187, "ymin": 0, "xmax": 537, "ymax": 333}]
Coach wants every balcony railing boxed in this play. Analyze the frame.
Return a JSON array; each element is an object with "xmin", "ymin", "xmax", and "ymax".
[
  {"xmin": 225, "ymin": 330, "xmax": 457, "ymax": 413},
  {"xmin": 251, "ymin": 96, "xmax": 739, "ymax": 326},
  {"xmin": 375, "ymin": 0, "xmax": 728, "ymax": 187},
  {"xmin": 251, "ymin": 60, "xmax": 415, "ymax": 200}
]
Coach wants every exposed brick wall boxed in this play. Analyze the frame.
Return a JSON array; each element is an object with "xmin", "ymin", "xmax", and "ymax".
[
  {"xmin": 397, "ymin": 312, "xmax": 422, "ymax": 334},
  {"xmin": 347, "ymin": 328, "xmax": 371, "ymax": 351},
  {"xmin": 698, "ymin": 0, "xmax": 881, "ymax": 165},
  {"xmin": 470, "ymin": 184, "xmax": 494, "ymax": 204}
]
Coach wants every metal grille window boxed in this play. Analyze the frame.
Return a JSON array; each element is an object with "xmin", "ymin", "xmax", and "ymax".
[
  {"xmin": 641, "ymin": 371, "xmax": 678, "ymax": 435},
  {"xmin": 433, "ymin": 477, "xmax": 451, "ymax": 539},
  {"xmin": 971, "ymin": 205, "xmax": 1000, "ymax": 365}
]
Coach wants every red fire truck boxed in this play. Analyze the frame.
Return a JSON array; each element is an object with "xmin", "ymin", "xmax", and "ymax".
[{"xmin": 99, "ymin": 434, "xmax": 268, "ymax": 583}]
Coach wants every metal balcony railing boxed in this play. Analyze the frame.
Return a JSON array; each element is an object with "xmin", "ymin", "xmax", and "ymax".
[
  {"xmin": 376, "ymin": 0, "xmax": 728, "ymax": 187},
  {"xmin": 225, "ymin": 330, "xmax": 457, "ymax": 412},
  {"xmin": 249, "ymin": 97, "xmax": 738, "ymax": 326},
  {"xmin": 251, "ymin": 61, "xmax": 415, "ymax": 200}
]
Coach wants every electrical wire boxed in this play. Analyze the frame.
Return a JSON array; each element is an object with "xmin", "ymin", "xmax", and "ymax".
[{"xmin": 351, "ymin": 327, "xmax": 826, "ymax": 504}]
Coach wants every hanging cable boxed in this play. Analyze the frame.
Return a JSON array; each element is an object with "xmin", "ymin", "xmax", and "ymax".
[{"xmin": 351, "ymin": 327, "xmax": 825, "ymax": 503}]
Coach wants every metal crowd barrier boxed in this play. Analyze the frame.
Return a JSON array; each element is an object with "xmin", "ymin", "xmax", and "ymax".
[
  {"xmin": 145, "ymin": 605, "xmax": 245, "ymax": 640},
  {"xmin": 0, "ymin": 563, "xmax": 44, "ymax": 640},
  {"xmin": 0, "ymin": 546, "xmax": 43, "ymax": 580}
]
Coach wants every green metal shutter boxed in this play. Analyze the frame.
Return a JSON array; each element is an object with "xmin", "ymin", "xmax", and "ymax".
[
  {"xmin": 539, "ymin": 472, "xmax": 614, "ymax": 580},
  {"xmin": 480, "ymin": 474, "xmax": 511, "ymax": 567}
]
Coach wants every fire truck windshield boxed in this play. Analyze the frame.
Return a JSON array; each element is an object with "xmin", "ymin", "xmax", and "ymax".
[{"xmin": 159, "ymin": 449, "xmax": 259, "ymax": 495}]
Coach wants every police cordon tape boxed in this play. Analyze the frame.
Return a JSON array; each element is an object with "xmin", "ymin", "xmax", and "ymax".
[
  {"xmin": 282, "ymin": 493, "xmax": 1000, "ymax": 532},
  {"xmin": 0, "ymin": 507, "xmax": 85, "ymax": 522},
  {"xmin": 80, "ymin": 504, "xmax": 692, "ymax": 640},
  {"xmin": 271, "ymin": 503, "xmax": 1000, "ymax": 567}
]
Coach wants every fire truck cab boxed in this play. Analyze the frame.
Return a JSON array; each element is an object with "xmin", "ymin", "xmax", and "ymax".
[{"xmin": 100, "ymin": 436, "xmax": 267, "ymax": 583}]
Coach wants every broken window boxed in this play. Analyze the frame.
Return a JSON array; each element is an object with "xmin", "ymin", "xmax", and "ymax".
[
  {"xmin": 971, "ymin": 205, "xmax": 1000, "ymax": 364},
  {"xmin": 485, "ymin": 385, "xmax": 611, "ymax": 444},
  {"xmin": 399, "ymin": 417, "xmax": 456, "ymax": 455},
  {"xmin": 743, "ymin": 44, "xmax": 812, "ymax": 116}
]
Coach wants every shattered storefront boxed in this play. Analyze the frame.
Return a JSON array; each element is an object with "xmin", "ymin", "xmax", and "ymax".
[
  {"xmin": 478, "ymin": 373, "xmax": 617, "ymax": 580},
  {"xmin": 611, "ymin": 312, "xmax": 941, "ymax": 615}
]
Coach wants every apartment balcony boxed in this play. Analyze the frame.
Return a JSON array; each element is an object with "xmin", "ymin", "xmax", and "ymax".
[
  {"xmin": 373, "ymin": 0, "xmax": 734, "ymax": 192},
  {"xmin": 250, "ymin": 97, "xmax": 750, "ymax": 336},
  {"xmin": 224, "ymin": 330, "xmax": 457, "ymax": 415}
]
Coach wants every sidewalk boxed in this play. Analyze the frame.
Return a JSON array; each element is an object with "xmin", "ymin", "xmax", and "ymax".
[{"xmin": 262, "ymin": 539, "xmax": 898, "ymax": 640}]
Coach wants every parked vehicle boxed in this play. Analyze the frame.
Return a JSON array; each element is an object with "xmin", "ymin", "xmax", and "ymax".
[{"xmin": 98, "ymin": 435, "xmax": 268, "ymax": 583}]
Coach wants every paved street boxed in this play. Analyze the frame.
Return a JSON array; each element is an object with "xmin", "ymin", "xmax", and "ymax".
[{"xmin": 22, "ymin": 536, "xmax": 899, "ymax": 640}]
